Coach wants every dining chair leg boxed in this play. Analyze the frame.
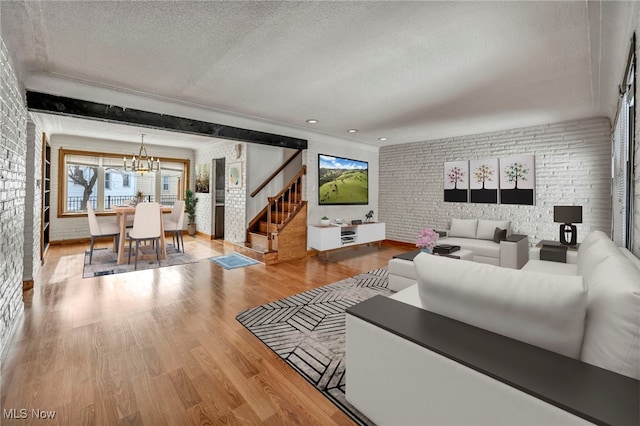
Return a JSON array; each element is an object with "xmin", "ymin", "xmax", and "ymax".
[
  {"xmin": 156, "ymin": 237, "xmax": 161, "ymax": 266},
  {"xmin": 179, "ymin": 232, "xmax": 184, "ymax": 252},
  {"xmin": 134, "ymin": 240, "xmax": 140, "ymax": 270},
  {"xmin": 89, "ymin": 237, "xmax": 95, "ymax": 264},
  {"xmin": 128, "ymin": 239, "xmax": 133, "ymax": 264}
]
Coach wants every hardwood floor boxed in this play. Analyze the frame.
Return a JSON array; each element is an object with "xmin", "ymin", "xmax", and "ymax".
[{"xmin": 1, "ymin": 236, "xmax": 407, "ymax": 425}]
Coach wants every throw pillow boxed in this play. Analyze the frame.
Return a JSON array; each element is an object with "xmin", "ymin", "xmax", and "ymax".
[
  {"xmin": 414, "ymin": 253, "xmax": 587, "ymax": 359},
  {"xmin": 448, "ymin": 219, "xmax": 478, "ymax": 239},
  {"xmin": 493, "ymin": 227, "xmax": 507, "ymax": 243},
  {"xmin": 476, "ymin": 219, "xmax": 511, "ymax": 240}
]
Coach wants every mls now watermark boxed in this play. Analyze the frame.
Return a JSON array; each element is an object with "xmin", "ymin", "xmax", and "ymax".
[{"xmin": 3, "ymin": 408, "xmax": 57, "ymax": 419}]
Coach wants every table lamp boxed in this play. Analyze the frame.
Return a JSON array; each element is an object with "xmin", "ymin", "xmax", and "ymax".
[{"xmin": 554, "ymin": 206, "xmax": 582, "ymax": 246}]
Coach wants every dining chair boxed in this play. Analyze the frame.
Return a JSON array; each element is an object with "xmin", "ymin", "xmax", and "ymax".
[
  {"xmin": 127, "ymin": 202, "xmax": 162, "ymax": 269},
  {"xmin": 86, "ymin": 201, "xmax": 120, "ymax": 264},
  {"xmin": 163, "ymin": 200, "xmax": 185, "ymax": 252}
]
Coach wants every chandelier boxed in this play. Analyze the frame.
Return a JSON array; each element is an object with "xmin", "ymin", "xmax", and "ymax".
[{"xmin": 123, "ymin": 134, "xmax": 159, "ymax": 175}]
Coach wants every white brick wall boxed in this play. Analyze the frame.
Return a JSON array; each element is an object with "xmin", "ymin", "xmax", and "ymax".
[
  {"xmin": 194, "ymin": 141, "xmax": 244, "ymax": 243},
  {"xmin": 379, "ymin": 117, "xmax": 612, "ymax": 246},
  {"xmin": 0, "ymin": 37, "xmax": 27, "ymax": 356}
]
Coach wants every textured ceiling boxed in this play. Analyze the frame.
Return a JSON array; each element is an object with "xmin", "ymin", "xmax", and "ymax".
[{"xmin": 1, "ymin": 1, "xmax": 637, "ymax": 147}]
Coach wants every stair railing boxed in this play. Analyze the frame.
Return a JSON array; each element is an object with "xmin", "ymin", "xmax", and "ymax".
[
  {"xmin": 250, "ymin": 149, "xmax": 302, "ymax": 198},
  {"xmin": 264, "ymin": 165, "xmax": 306, "ymax": 251}
]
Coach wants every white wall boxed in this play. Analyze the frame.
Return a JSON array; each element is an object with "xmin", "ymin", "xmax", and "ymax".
[
  {"xmin": 304, "ymin": 138, "xmax": 380, "ymax": 226},
  {"xmin": 48, "ymin": 134, "xmax": 194, "ymax": 242},
  {"xmin": 246, "ymin": 144, "xmax": 295, "ymax": 221},
  {"xmin": 379, "ymin": 117, "xmax": 611, "ymax": 246}
]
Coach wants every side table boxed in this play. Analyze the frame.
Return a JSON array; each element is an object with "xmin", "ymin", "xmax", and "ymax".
[{"xmin": 536, "ymin": 240, "xmax": 580, "ymax": 263}]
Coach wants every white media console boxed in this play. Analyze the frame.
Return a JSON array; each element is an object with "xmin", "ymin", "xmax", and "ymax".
[{"xmin": 308, "ymin": 222, "xmax": 386, "ymax": 261}]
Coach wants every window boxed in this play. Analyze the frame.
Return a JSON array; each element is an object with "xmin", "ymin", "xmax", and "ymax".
[
  {"xmin": 612, "ymin": 34, "xmax": 636, "ymax": 250},
  {"xmin": 58, "ymin": 149, "xmax": 190, "ymax": 216}
]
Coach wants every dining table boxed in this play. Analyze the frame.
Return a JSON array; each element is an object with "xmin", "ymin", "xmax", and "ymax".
[{"xmin": 113, "ymin": 204, "xmax": 173, "ymax": 265}]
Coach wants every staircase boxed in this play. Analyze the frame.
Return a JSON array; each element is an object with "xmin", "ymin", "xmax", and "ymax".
[{"xmin": 244, "ymin": 165, "xmax": 307, "ymax": 264}]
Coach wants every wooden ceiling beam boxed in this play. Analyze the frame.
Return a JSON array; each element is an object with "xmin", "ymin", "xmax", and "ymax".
[{"xmin": 26, "ymin": 91, "xmax": 308, "ymax": 150}]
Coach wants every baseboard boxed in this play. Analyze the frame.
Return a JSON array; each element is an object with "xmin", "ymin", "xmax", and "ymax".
[
  {"xmin": 0, "ymin": 308, "xmax": 24, "ymax": 362},
  {"xmin": 22, "ymin": 279, "xmax": 34, "ymax": 292},
  {"xmin": 194, "ymin": 230, "xmax": 211, "ymax": 239},
  {"xmin": 50, "ymin": 237, "xmax": 92, "ymax": 245},
  {"xmin": 382, "ymin": 239, "xmax": 415, "ymax": 249}
]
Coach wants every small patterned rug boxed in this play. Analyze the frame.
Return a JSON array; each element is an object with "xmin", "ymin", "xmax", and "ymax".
[
  {"xmin": 82, "ymin": 246, "xmax": 198, "ymax": 278},
  {"xmin": 209, "ymin": 252, "xmax": 260, "ymax": 269},
  {"xmin": 236, "ymin": 267, "xmax": 392, "ymax": 426}
]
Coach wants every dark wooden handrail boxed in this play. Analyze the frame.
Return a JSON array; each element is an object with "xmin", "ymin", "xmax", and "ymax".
[
  {"xmin": 247, "ymin": 165, "xmax": 307, "ymax": 252},
  {"xmin": 269, "ymin": 165, "xmax": 306, "ymax": 202},
  {"xmin": 250, "ymin": 149, "xmax": 302, "ymax": 198}
]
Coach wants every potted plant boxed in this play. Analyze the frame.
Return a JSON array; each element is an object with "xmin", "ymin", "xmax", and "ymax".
[
  {"xmin": 134, "ymin": 190, "xmax": 144, "ymax": 205},
  {"xmin": 184, "ymin": 189, "xmax": 199, "ymax": 236},
  {"xmin": 321, "ymin": 216, "xmax": 330, "ymax": 226}
]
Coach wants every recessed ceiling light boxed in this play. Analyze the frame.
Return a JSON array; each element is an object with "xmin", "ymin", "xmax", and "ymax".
[
  {"xmin": 348, "ymin": 129, "xmax": 358, "ymax": 133},
  {"xmin": 306, "ymin": 119, "xmax": 318, "ymax": 124},
  {"xmin": 378, "ymin": 137, "xmax": 388, "ymax": 141}
]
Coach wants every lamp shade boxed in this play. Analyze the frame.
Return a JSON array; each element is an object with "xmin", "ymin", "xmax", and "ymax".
[{"xmin": 553, "ymin": 206, "xmax": 582, "ymax": 224}]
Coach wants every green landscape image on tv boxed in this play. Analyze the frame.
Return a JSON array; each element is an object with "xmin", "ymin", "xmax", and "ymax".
[{"xmin": 318, "ymin": 154, "xmax": 368, "ymax": 205}]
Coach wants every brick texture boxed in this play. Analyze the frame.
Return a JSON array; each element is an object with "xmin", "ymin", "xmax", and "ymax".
[
  {"xmin": 0, "ymin": 37, "xmax": 27, "ymax": 356},
  {"xmin": 194, "ymin": 142, "xmax": 244, "ymax": 243},
  {"xmin": 379, "ymin": 117, "xmax": 612, "ymax": 246}
]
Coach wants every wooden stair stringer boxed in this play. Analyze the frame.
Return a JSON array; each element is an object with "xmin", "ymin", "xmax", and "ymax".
[{"xmin": 275, "ymin": 202, "xmax": 307, "ymax": 262}]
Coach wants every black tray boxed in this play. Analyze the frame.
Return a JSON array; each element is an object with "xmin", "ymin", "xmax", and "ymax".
[{"xmin": 433, "ymin": 244, "xmax": 460, "ymax": 254}]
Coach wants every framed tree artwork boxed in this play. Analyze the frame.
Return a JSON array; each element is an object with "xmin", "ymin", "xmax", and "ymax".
[
  {"xmin": 470, "ymin": 158, "xmax": 498, "ymax": 203},
  {"xmin": 444, "ymin": 160, "xmax": 469, "ymax": 202},
  {"xmin": 499, "ymin": 155, "xmax": 535, "ymax": 205}
]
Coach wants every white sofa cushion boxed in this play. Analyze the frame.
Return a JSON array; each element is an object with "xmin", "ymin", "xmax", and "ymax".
[
  {"xmin": 476, "ymin": 219, "xmax": 511, "ymax": 240},
  {"xmin": 438, "ymin": 237, "xmax": 500, "ymax": 259},
  {"xmin": 580, "ymin": 255, "xmax": 640, "ymax": 379},
  {"xmin": 577, "ymin": 236, "xmax": 622, "ymax": 283},
  {"xmin": 579, "ymin": 230, "xmax": 609, "ymax": 253},
  {"xmin": 448, "ymin": 219, "xmax": 478, "ymax": 239},
  {"xmin": 414, "ymin": 253, "xmax": 587, "ymax": 358}
]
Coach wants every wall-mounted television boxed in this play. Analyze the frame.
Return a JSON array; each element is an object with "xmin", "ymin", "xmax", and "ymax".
[{"xmin": 318, "ymin": 154, "xmax": 368, "ymax": 205}]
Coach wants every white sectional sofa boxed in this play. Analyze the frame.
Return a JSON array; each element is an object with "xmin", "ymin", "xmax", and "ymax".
[
  {"xmin": 346, "ymin": 230, "xmax": 640, "ymax": 425},
  {"xmin": 388, "ymin": 218, "xmax": 529, "ymax": 291},
  {"xmin": 437, "ymin": 218, "xmax": 529, "ymax": 268}
]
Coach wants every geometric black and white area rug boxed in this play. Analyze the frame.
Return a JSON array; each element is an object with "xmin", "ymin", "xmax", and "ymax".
[{"xmin": 236, "ymin": 267, "xmax": 392, "ymax": 426}]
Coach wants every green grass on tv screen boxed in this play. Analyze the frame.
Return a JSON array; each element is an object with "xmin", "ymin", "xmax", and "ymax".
[{"xmin": 319, "ymin": 169, "xmax": 368, "ymax": 204}]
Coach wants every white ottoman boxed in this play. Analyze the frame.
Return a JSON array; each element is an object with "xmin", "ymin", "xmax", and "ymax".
[{"xmin": 388, "ymin": 249, "xmax": 473, "ymax": 291}]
